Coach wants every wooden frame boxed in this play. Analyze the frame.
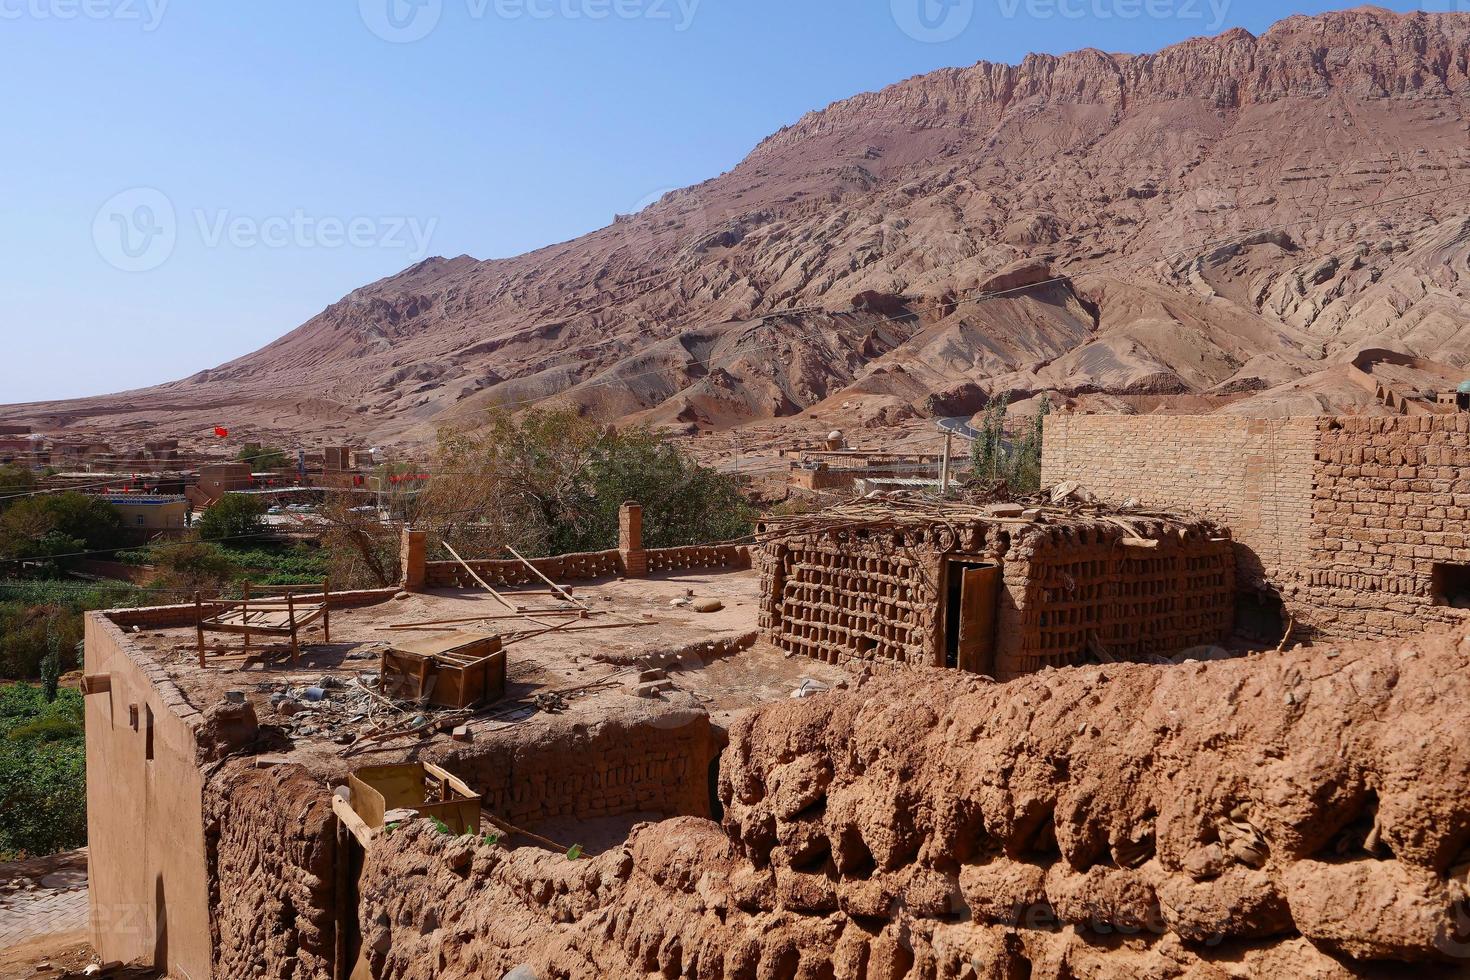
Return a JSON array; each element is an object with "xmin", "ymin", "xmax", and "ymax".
[
  {"xmin": 195, "ymin": 580, "xmax": 332, "ymax": 667},
  {"xmin": 347, "ymin": 762, "xmax": 481, "ymax": 834},
  {"xmin": 381, "ymin": 632, "xmax": 505, "ymax": 709}
]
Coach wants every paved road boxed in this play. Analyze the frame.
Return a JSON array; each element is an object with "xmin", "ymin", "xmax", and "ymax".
[{"xmin": 0, "ymin": 850, "xmax": 89, "ymax": 954}]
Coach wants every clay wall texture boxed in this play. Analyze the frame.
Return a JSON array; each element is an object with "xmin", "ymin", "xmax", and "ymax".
[
  {"xmin": 757, "ymin": 518, "xmax": 1233, "ymax": 678},
  {"xmin": 204, "ymin": 762, "xmax": 338, "ymax": 980},
  {"xmin": 422, "ymin": 544, "xmax": 750, "ymax": 589},
  {"xmin": 1042, "ymin": 414, "xmax": 1470, "ymax": 641},
  {"xmin": 1304, "ymin": 415, "xmax": 1470, "ymax": 638},
  {"xmin": 432, "ymin": 708, "xmax": 720, "ymax": 829},
  {"xmin": 352, "ymin": 625, "xmax": 1470, "ymax": 979}
]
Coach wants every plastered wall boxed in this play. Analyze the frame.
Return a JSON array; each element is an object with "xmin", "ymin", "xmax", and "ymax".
[{"xmin": 84, "ymin": 613, "xmax": 213, "ymax": 980}]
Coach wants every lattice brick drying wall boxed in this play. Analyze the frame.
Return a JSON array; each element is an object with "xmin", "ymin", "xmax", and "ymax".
[
  {"xmin": 760, "ymin": 517, "xmax": 1234, "ymax": 677},
  {"xmin": 997, "ymin": 522, "xmax": 1235, "ymax": 676},
  {"xmin": 757, "ymin": 530, "xmax": 949, "ymax": 667}
]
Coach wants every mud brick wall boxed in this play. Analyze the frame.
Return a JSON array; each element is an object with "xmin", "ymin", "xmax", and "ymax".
[
  {"xmin": 643, "ymin": 543, "xmax": 751, "ymax": 575},
  {"xmin": 425, "ymin": 550, "xmax": 623, "ymax": 589},
  {"xmin": 423, "ymin": 545, "xmax": 750, "ymax": 588},
  {"xmin": 205, "ymin": 762, "xmax": 338, "ymax": 980},
  {"xmin": 104, "ymin": 588, "xmax": 398, "ymax": 631},
  {"xmin": 432, "ymin": 708, "xmax": 720, "ymax": 829},
  {"xmin": 1043, "ymin": 415, "xmax": 1317, "ymax": 589},
  {"xmin": 1301, "ymin": 415, "xmax": 1470, "ymax": 638},
  {"xmin": 757, "ymin": 527, "xmax": 951, "ymax": 668},
  {"xmin": 354, "ymin": 628, "xmax": 1470, "ymax": 979}
]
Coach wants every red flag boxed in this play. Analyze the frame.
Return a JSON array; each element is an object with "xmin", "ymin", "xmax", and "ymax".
[{"xmin": 213, "ymin": 426, "xmax": 229, "ymax": 438}]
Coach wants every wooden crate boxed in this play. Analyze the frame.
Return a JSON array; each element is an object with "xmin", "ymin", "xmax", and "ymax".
[
  {"xmin": 347, "ymin": 762, "xmax": 481, "ymax": 834},
  {"xmin": 381, "ymin": 631, "xmax": 506, "ymax": 709}
]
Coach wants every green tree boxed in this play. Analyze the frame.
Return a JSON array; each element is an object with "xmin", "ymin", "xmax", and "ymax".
[
  {"xmin": 0, "ymin": 684, "xmax": 86, "ymax": 858},
  {"xmin": 149, "ymin": 539, "xmax": 238, "ymax": 594},
  {"xmin": 425, "ymin": 411, "xmax": 754, "ymax": 558},
  {"xmin": 967, "ymin": 393, "xmax": 1049, "ymax": 494},
  {"xmin": 0, "ymin": 493, "xmax": 123, "ymax": 566},
  {"xmin": 0, "ymin": 465, "xmax": 37, "ymax": 509},
  {"xmin": 239, "ymin": 443, "xmax": 290, "ymax": 470},
  {"xmin": 196, "ymin": 493, "xmax": 268, "ymax": 543}
]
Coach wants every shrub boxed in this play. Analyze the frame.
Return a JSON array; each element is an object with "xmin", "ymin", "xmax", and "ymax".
[
  {"xmin": 196, "ymin": 493, "xmax": 268, "ymax": 543},
  {"xmin": 0, "ymin": 684, "xmax": 86, "ymax": 858}
]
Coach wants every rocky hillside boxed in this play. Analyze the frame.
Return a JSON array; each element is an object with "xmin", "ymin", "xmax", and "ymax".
[{"xmin": 10, "ymin": 6, "xmax": 1470, "ymax": 445}]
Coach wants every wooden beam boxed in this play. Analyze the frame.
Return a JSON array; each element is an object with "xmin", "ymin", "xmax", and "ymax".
[
  {"xmin": 333, "ymin": 794, "xmax": 376, "ymax": 846},
  {"xmin": 81, "ymin": 674, "xmax": 111, "ymax": 695}
]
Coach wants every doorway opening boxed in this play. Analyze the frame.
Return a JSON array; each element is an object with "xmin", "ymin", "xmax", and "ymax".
[{"xmin": 942, "ymin": 560, "xmax": 1000, "ymax": 674}]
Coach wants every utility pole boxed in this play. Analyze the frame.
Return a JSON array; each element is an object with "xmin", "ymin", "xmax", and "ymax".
[{"xmin": 940, "ymin": 429, "xmax": 953, "ymax": 495}]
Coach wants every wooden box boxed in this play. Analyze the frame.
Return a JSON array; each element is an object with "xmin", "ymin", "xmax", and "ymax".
[
  {"xmin": 381, "ymin": 631, "xmax": 505, "ymax": 709},
  {"xmin": 347, "ymin": 762, "xmax": 481, "ymax": 834}
]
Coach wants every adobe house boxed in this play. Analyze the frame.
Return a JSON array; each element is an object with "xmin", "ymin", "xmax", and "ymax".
[
  {"xmin": 80, "ymin": 504, "xmax": 772, "ymax": 977},
  {"xmin": 756, "ymin": 504, "xmax": 1236, "ymax": 679}
]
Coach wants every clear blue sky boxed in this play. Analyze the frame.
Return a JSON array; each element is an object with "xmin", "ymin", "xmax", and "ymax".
[{"xmin": 0, "ymin": 0, "xmax": 1444, "ymax": 402}]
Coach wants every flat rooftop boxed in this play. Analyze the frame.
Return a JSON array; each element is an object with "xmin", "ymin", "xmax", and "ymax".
[{"xmin": 108, "ymin": 568, "xmax": 850, "ymax": 779}]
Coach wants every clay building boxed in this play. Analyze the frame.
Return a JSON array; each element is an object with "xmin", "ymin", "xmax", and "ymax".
[
  {"xmin": 1043, "ymin": 413, "xmax": 1470, "ymax": 643},
  {"xmin": 755, "ymin": 503, "xmax": 1235, "ymax": 679},
  {"xmin": 80, "ymin": 505, "xmax": 826, "ymax": 978}
]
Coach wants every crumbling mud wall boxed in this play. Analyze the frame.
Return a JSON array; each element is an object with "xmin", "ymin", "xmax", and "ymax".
[
  {"xmin": 432, "ymin": 705, "xmax": 723, "ymax": 829},
  {"xmin": 353, "ymin": 627, "xmax": 1470, "ymax": 978},
  {"xmin": 758, "ymin": 517, "xmax": 1233, "ymax": 677},
  {"xmin": 204, "ymin": 761, "xmax": 338, "ymax": 980}
]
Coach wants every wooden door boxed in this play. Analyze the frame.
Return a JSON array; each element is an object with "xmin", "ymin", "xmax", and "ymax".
[{"xmin": 957, "ymin": 565, "xmax": 999, "ymax": 674}]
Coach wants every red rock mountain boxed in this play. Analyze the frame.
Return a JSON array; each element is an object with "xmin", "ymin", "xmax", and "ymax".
[{"xmin": 10, "ymin": 6, "xmax": 1470, "ymax": 446}]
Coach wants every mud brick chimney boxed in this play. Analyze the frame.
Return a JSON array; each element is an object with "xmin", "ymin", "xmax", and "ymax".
[
  {"xmin": 619, "ymin": 502, "xmax": 647, "ymax": 578},
  {"xmin": 400, "ymin": 527, "xmax": 427, "ymax": 591}
]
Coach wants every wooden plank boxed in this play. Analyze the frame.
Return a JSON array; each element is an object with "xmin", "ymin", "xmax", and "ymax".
[
  {"xmin": 333, "ymin": 794, "xmax": 377, "ymax": 846},
  {"xmin": 443, "ymin": 542, "xmax": 519, "ymax": 613}
]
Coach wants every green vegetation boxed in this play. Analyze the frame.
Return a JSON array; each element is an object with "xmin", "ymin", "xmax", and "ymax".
[
  {"xmin": 0, "ymin": 580, "xmax": 148, "ymax": 680},
  {"xmin": 428, "ymin": 410, "xmax": 754, "ymax": 560},
  {"xmin": 239, "ymin": 443, "xmax": 291, "ymax": 470},
  {"xmin": 196, "ymin": 492, "xmax": 268, "ymax": 543},
  {"xmin": 0, "ymin": 492, "xmax": 125, "ymax": 570},
  {"xmin": 969, "ymin": 394, "xmax": 1049, "ymax": 494},
  {"xmin": 0, "ymin": 684, "xmax": 86, "ymax": 859}
]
